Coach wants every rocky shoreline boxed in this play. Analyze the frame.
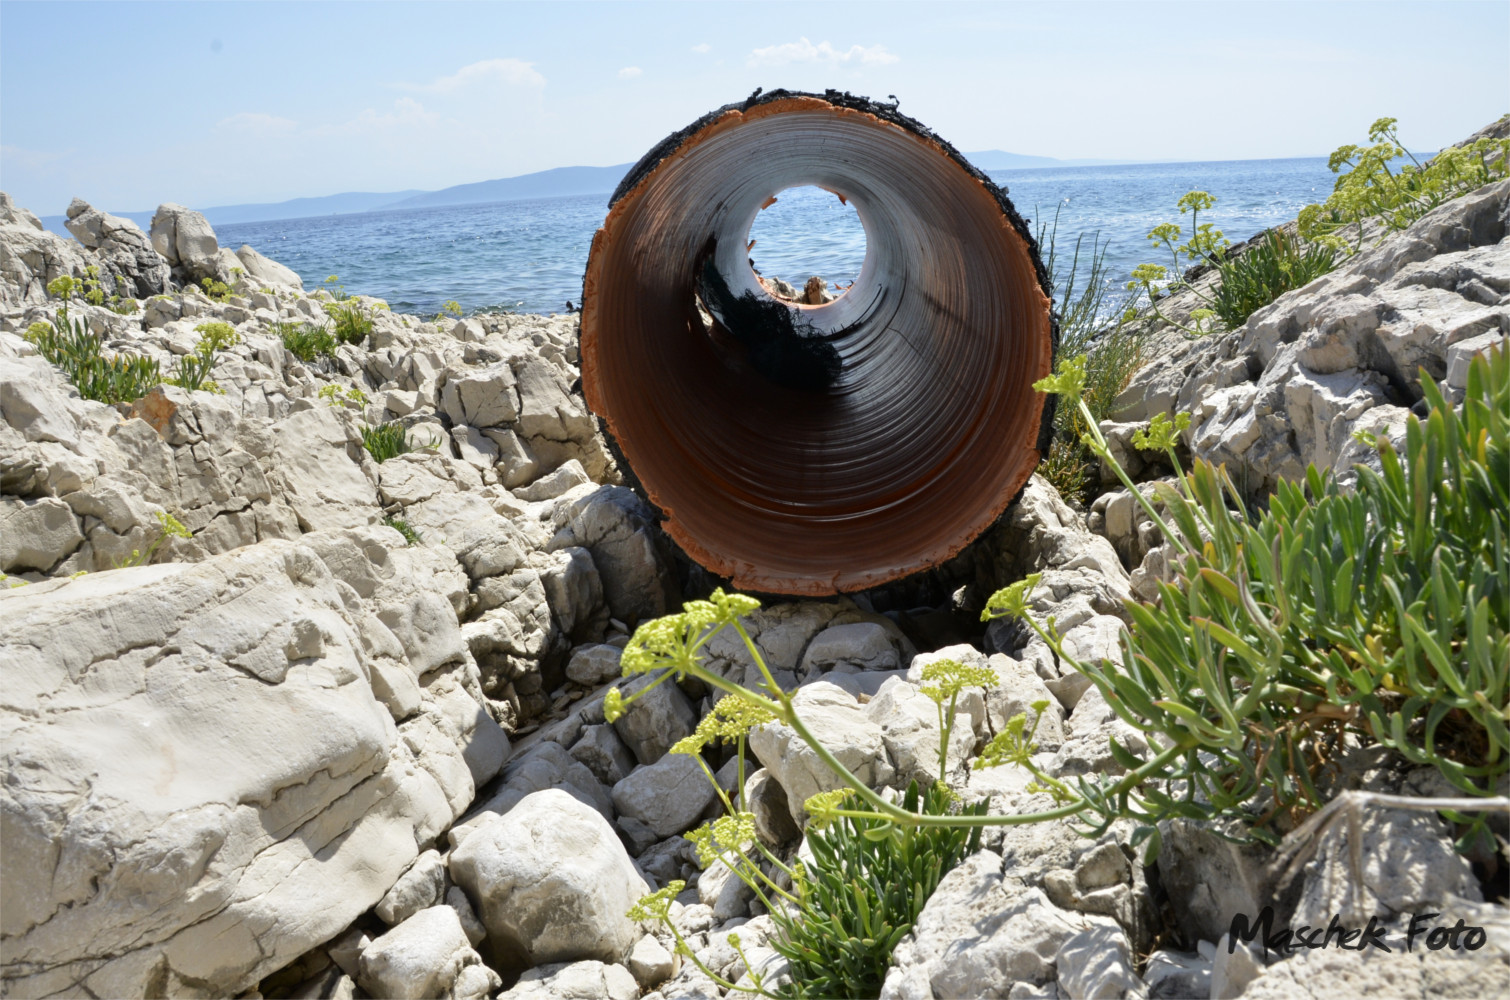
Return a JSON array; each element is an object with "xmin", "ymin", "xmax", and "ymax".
[{"xmin": 1, "ymin": 168, "xmax": 1507, "ymax": 1000}]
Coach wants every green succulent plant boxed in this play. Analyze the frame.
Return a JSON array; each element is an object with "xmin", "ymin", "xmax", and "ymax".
[
  {"xmin": 990, "ymin": 343, "xmax": 1510, "ymax": 858},
  {"xmin": 359, "ymin": 421, "xmax": 437, "ymax": 463},
  {"xmin": 275, "ymin": 320, "xmax": 338, "ymax": 362},
  {"xmin": 1212, "ymin": 227, "xmax": 1338, "ymax": 328},
  {"xmin": 25, "ymin": 310, "xmax": 160, "ymax": 405}
]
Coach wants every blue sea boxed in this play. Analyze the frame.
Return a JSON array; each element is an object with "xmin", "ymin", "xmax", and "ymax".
[{"xmin": 216, "ymin": 157, "xmax": 1340, "ymax": 318}]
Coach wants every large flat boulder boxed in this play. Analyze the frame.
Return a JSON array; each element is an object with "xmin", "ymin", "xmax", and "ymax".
[{"xmin": 0, "ymin": 538, "xmax": 502, "ymax": 998}]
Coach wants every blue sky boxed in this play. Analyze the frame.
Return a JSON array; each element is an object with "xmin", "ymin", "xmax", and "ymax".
[{"xmin": 2, "ymin": 0, "xmax": 1506, "ymax": 215}]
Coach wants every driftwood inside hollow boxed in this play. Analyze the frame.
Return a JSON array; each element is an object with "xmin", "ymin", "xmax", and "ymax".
[{"xmin": 580, "ymin": 89, "xmax": 1055, "ymax": 596}]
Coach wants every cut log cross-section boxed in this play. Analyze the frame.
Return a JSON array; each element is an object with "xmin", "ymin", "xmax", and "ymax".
[{"xmin": 581, "ymin": 90, "xmax": 1054, "ymax": 596}]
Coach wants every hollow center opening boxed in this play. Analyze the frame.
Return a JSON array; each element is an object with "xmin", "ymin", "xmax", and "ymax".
[{"xmin": 747, "ymin": 185, "xmax": 866, "ymax": 304}]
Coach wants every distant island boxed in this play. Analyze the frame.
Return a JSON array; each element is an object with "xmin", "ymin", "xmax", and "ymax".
[{"xmin": 37, "ymin": 151, "xmax": 1128, "ymax": 234}]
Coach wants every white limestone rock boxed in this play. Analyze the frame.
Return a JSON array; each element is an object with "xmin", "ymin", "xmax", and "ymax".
[
  {"xmin": 515, "ymin": 457, "xmax": 590, "ymax": 501},
  {"xmin": 882, "ymin": 850, "xmax": 1115, "ymax": 999},
  {"xmin": 549, "ymin": 484, "xmax": 677, "ymax": 626},
  {"xmin": 799, "ymin": 620, "xmax": 905, "ymax": 675},
  {"xmin": 612, "ymin": 752, "xmax": 719, "ymax": 838},
  {"xmin": 236, "ymin": 243, "xmax": 303, "ymax": 290},
  {"xmin": 1291, "ymin": 801, "xmax": 1482, "ymax": 929},
  {"xmin": 749, "ymin": 680, "xmax": 895, "ymax": 826},
  {"xmin": 497, "ymin": 959, "xmax": 639, "ymax": 1000},
  {"xmin": 272, "ymin": 404, "xmax": 380, "ymax": 531},
  {"xmin": 744, "ymin": 767, "xmax": 801, "ymax": 847},
  {"xmin": 572, "ymin": 722, "xmax": 638, "ymax": 786},
  {"xmin": 1054, "ymin": 923, "xmax": 1142, "ymax": 999},
  {"xmin": 448, "ymin": 788, "xmax": 651, "ymax": 972},
  {"xmin": 0, "ymin": 196, "xmax": 91, "ymax": 304},
  {"xmin": 148, "ymin": 202, "xmax": 222, "ymax": 282},
  {"xmin": 446, "ymin": 885, "xmax": 486, "ymax": 947},
  {"xmin": 0, "ymin": 540, "xmax": 487, "ymax": 998},
  {"xmin": 1140, "ymin": 949, "xmax": 1211, "ymax": 1000},
  {"xmin": 613, "ymin": 669, "xmax": 699, "ymax": 766},
  {"xmin": 375, "ymin": 849, "xmax": 448, "ymax": 926},
  {"xmin": 862, "ymin": 675, "xmax": 975, "ymax": 789},
  {"xmin": 448, "ymin": 740, "xmax": 613, "ymax": 849},
  {"xmin": 63, "ymin": 197, "xmax": 170, "ymax": 297},
  {"xmin": 1236, "ymin": 898, "xmax": 1510, "ymax": 1000},
  {"xmin": 567, "ymin": 643, "xmax": 624, "ymax": 686},
  {"xmin": 357, "ymin": 905, "xmax": 491, "ymax": 1000},
  {"xmin": 1118, "ymin": 180, "xmax": 1510, "ymax": 498},
  {"xmin": 628, "ymin": 934, "xmax": 678, "ymax": 990},
  {"xmin": 439, "ymin": 360, "xmax": 519, "ymax": 429},
  {"xmin": 0, "ymin": 495, "xmax": 84, "ymax": 572}
]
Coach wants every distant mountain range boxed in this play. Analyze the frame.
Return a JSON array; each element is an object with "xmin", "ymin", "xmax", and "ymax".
[
  {"xmin": 38, "ymin": 151, "xmax": 1123, "ymax": 235},
  {"xmin": 38, "ymin": 164, "xmax": 636, "ymax": 235},
  {"xmin": 964, "ymin": 150, "xmax": 1127, "ymax": 170}
]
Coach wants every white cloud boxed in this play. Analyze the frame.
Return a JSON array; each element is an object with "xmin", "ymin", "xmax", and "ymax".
[
  {"xmin": 618, "ymin": 66, "xmax": 642, "ymax": 79},
  {"xmin": 691, "ymin": 42, "xmax": 711, "ymax": 54},
  {"xmin": 403, "ymin": 58, "xmax": 545, "ymax": 95},
  {"xmin": 747, "ymin": 37, "xmax": 898, "ymax": 68},
  {"xmin": 307, "ymin": 97, "xmax": 440, "ymax": 138}
]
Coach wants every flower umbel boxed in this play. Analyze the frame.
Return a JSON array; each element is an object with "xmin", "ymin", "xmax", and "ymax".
[
  {"xmin": 671, "ymin": 695, "xmax": 779, "ymax": 756},
  {"xmin": 804, "ymin": 788, "xmax": 856, "ymax": 831},
  {"xmin": 1131, "ymin": 412, "xmax": 1191, "ymax": 453},
  {"xmin": 1033, "ymin": 354, "xmax": 1088, "ymax": 404},
  {"xmin": 974, "ymin": 701, "xmax": 1052, "ymax": 770},
  {"xmin": 686, "ymin": 812, "xmax": 757, "ymax": 868},
  {"xmin": 919, "ymin": 658, "xmax": 997, "ymax": 706},
  {"xmin": 620, "ymin": 587, "xmax": 760, "ymax": 678},
  {"xmin": 627, "ymin": 880, "xmax": 686, "ymax": 922},
  {"xmin": 982, "ymin": 573, "xmax": 1043, "ymax": 622},
  {"xmin": 603, "ymin": 687, "xmax": 626, "ymax": 723}
]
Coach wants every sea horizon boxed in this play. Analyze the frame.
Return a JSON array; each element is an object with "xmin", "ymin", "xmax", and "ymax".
[{"xmin": 100, "ymin": 153, "xmax": 1336, "ymax": 318}]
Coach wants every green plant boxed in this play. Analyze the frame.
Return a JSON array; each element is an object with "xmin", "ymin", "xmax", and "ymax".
[
  {"xmin": 1212, "ymin": 228, "xmax": 1338, "ymax": 328},
  {"xmin": 112, "ymin": 510, "xmax": 192, "ymax": 568},
  {"xmin": 80, "ymin": 265, "xmax": 111, "ymax": 308},
  {"xmin": 610, "ymin": 594, "xmax": 1014, "ymax": 998},
  {"xmin": 323, "ymin": 274, "xmax": 350, "ymax": 301},
  {"xmin": 324, "ymin": 299, "xmax": 374, "ymax": 345},
  {"xmin": 986, "ymin": 346, "xmax": 1509, "ymax": 856},
  {"xmin": 1041, "ymin": 210, "xmax": 1147, "ymax": 428},
  {"xmin": 605, "ymin": 343, "xmax": 1508, "ymax": 976},
  {"xmin": 434, "ymin": 299, "xmax": 464, "ymax": 325},
  {"xmin": 319, "ymin": 383, "xmax": 369, "ymax": 408},
  {"xmin": 1038, "ymin": 436, "xmax": 1096, "ymax": 506},
  {"xmin": 1124, "ymin": 190, "xmax": 1229, "ymax": 338},
  {"xmin": 200, "ymin": 276, "xmax": 233, "ymax": 302},
  {"xmin": 359, "ymin": 421, "xmax": 436, "ymax": 463},
  {"xmin": 1299, "ymin": 116, "xmax": 1510, "ymax": 254},
  {"xmin": 26, "ymin": 295, "xmax": 162, "ymax": 405},
  {"xmin": 80, "ymin": 265, "xmax": 107, "ymax": 306},
  {"xmin": 770, "ymin": 781, "xmax": 983, "ymax": 999},
  {"xmin": 275, "ymin": 320, "xmax": 338, "ymax": 362},
  {"xmin": 46, "ymin": 275, "xmax": 79, "ymax": 302},
  {"xmin": 1037, "ymin": 203, "xmax": 1115, "ymax": 358},
  {"xmin": 383, "ymin": 516, "xmax": 422, "ymax": 546},
  {"xmin": 166, "ymin": 321, "xmax": 240, "ymax": 394},
  {"xmin": 1032, "ymin": 204, "xmax": 1146, "ymax": 505}
]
